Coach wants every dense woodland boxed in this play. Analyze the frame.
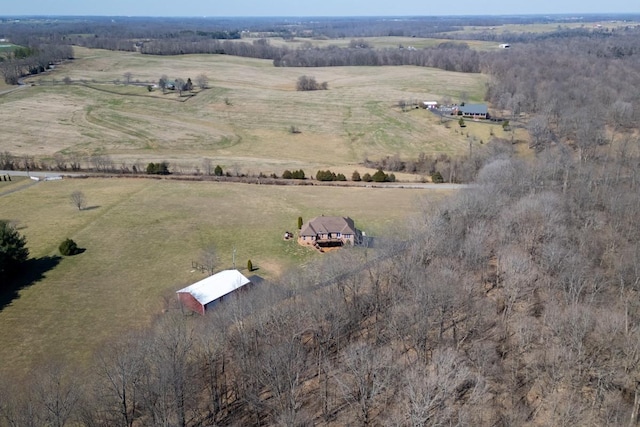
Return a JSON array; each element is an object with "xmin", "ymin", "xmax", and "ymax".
[{"xmin": 3, "ymin": 15, "xmax": 640, "ymax": 426}]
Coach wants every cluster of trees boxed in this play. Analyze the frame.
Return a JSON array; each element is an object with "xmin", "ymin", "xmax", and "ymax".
[
  {"xmin": 0, "ymin": 43, "xmax": 73, "ymax": 84},
  {"xmin": 146, "ymin": 162, "xmax": 170, "ymax": 175},
  {"xmin": 364, "ymin": 142, "xmax": 517, "ymax": 183},
  {"xmin": 296, "ymin": 75, "xmax": 328, "ymax": 91},
  {"xmin": 370, "ymin": 169, "xmax": 395, "ymax": 182},
  {"xmin": 315, "ymin": 170, "xmax": 346, "ymax": 181},
  {"xmin": 350, "ymin": 169, "xmax": 396, "ymax": 183},
  {"xmin": 5, "ymin": 141, "xmax": 640, "ymax": 424},
  {"xmin": 157, "ymin": 75, "xmax": 194, "ymax": 95},
  {"xmin": 281, "ymin": 169, "xmax": 305, "ymax": 179},
  {"xmin": 0, "ymin": 151, "xmax": 117, "ymax": 173}
]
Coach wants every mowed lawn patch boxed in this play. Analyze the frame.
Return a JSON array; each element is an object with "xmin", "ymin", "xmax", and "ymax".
[
  {"xmin": 0, "ymin": 177, "xmax": 451, "ymax": 375},
  {"xmin": 2, "ymin": 47, "xmax": 487, "ymax": 173}
]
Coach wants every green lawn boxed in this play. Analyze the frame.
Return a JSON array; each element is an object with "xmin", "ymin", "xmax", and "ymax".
[{"xmin": 0, "ymin": 43, "xmax": 18, "ymax": 52}]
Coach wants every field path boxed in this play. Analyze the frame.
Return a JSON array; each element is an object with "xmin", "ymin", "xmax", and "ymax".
[
  {"xmin": 0, "ymin": 84, "xmax": 28, "ymax": 97},
  {"xmin": 0, "ymin": 179, "xmax": 39, "ymax": 197}
]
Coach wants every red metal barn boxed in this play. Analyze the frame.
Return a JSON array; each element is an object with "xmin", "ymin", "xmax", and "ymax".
[{"xmin": 176, "ymin": 269, "xmax": 251, "ymax": 315}]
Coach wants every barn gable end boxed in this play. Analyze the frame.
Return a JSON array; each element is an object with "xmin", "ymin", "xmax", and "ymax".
[{"xmin": 176, "ymin": 269, "xmax": 251, "ymax": 315}]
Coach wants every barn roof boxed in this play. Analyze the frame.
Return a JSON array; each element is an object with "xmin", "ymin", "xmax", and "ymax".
[
  {"xmin": 460, "ymin": 104, "xmax": 488, "ymax": 115},
  {"xmin": 176, "ymin": 269, "xmax": 251, "ymax": 305},
  {"xmin": 300, "ymin": 216, "xmax": 356, "ymax": 237}
]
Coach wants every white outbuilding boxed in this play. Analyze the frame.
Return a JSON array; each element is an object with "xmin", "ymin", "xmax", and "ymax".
[{"xmin": 177, "ymin": 269, "xmax": 251, "ymax": 315}]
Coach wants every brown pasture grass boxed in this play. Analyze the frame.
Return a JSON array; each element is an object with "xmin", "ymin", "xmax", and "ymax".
[
  {"xmin": 447, "ymin": 20, "xmax": 630, "ymax": 38},
  {"xmin": 0, "ymin": 177, "xmax": 452, "ymax": 375},
  {"xmin": 2, "ymin": 47, "xmax": 487, "ymax": 175},
  {"xmin": 0, "ymin": 175, "xmax": 30, "ymax": 195},
  {"xmin": 245, "ymin": 36, "xmax": 497, "ymax": 51}
]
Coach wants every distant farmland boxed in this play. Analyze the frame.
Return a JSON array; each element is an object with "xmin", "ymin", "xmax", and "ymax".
[{"xmin": 1, "ymin": 46, "xmax": 488, "ymax": 175}]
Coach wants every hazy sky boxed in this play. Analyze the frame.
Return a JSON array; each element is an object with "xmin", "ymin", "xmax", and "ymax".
[{"xmin": 1, "ymin": 0, "xmax": 639, "ymax": 17}]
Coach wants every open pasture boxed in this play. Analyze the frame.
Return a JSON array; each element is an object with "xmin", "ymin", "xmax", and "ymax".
[
  {"xmin": 1, "ymin": 47, "xmax": 487, "ymax": 174},
  {"xmin": 0, "ymin": 176, "xmax": 450, "ymax": 375},
  {"xmin": 445, "ymin": 19, "xmax": 637, "ymax": 38},
  {"xmin": 256, "ymin": 36, "xmax": 497, "ymax": 51}
]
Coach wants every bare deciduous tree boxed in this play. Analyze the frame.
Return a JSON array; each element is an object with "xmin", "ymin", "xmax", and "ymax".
[
  {"xmin": 334, "ymin": 343, "xmax": 393, "ymax": 426},
  {"xmin": 202, "ymin": 158, "xmax": 213, "ymax": 176},
  {"xmin": 200, "ymin": 244, "xmax": 217, "ymax": 275},
  {"xmin": 70, "ymin": 191, "xmax": 86, "ymax": 211},
  {"xmin": 195, "ymin": 73, "xmax": 209, "ymax": 89},
  {"xmin": 158, "ymin": 74, "xmax": 168, "ymax": 93},
  {"xmin": 95, "ymin": 336, "xmax": 147, "ymax": 427}
]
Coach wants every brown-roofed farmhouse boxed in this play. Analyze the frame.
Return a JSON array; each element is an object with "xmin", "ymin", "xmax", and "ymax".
[{"xmin": 298, "ymin": 216, "xmax": 359, "ymax": 250}]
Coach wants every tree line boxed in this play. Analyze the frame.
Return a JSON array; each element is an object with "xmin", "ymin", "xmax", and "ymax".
[
  {"xmin": 0, "ymin": 44, "xmax": 73, "ymax": 84},
  {"xmin": 276, "ymin": 43, "xmax": 480, "ymax": 72},
  {"xmin": 4, "ymin": 15, "xmax": 635, "ymax": 85}
]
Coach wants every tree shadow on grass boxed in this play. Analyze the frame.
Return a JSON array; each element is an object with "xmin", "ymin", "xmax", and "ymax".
[{"xmin": 0, "ymin": 256, "xmax": 61, "ymax": 312}]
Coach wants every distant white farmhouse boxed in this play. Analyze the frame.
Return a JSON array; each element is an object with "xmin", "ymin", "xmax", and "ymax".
[
  {"xmin": 454, "ymin": 104, "xmax": 489, "ymax": 119},
  {"xmin": 499, "ymin": 43, "xmax": 511, "ymax": 49},
  {"xmin": 423, "ymin": 101, "xmax": 439, "ymax": 109},
  {"xmin": 176, "ymin": 269, "xmax": 251, "ymax": 315}
]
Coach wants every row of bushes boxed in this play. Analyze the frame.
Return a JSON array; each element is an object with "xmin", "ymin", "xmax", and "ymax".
[
  {"xmin": 145, "ymin": 164, "xmax": 399, "ymax": 183},
  {"xmin": 353, "ymin": 169, "xmax": 396, "ymax": 183},
  {"xmin": 281, "ymin": 169, "xmax": 306, "ymax": 179},
  {"xmin": 316, "ymin": 170, "xmax": 347, "ymax": 181}
]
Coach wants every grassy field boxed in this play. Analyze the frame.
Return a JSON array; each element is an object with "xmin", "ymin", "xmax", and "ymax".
[
  {"xmin": 0, "ymin": 43, "xmax": 18, "ymax": 52},
  {"xmin": 0, "ymin": 47, "xmax": 487, "ymax": 175},
  {"xmin": 444, "ymin": 20, "xmax": 636, "ymax": 38},
  {"xmin": 252, "ymin": 36, "xmax": 498, "ymax": 51},
  {"xmin": 0, "ymin": 176, "xmax": 451, "ymax": 375}
]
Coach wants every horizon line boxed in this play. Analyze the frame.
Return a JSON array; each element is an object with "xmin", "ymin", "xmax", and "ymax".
[{"xmin": 2, "ymin": 13, "xmax": 640, "ymax": 19}]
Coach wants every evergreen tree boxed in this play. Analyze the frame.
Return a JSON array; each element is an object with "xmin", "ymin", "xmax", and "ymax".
[
  {"xmin": 431, "ymin": 171, "xmax": 444, "ymax": 183},
  {"xmin": 0, "ymin": 220, "xmax": 29, "ymax": 284},
  {"xmin": 59, "ymin": 238, "xmax": 80, "ymax": 256},
  {"xmin": 372, "ymin": 169, "xmax": 388, "ymax": 182}
]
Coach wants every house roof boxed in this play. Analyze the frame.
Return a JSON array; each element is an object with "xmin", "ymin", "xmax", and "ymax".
[
  {"xmin": 460, "ymin": 104, "xmax": 488, "ymax": 115},
  {"xmin": 300, "ymin": 216, "xmax": 356, "ymax": 237},
  {"xmin": 177, "ymin": 269, "xmax": 251, "ymax": 306}
]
